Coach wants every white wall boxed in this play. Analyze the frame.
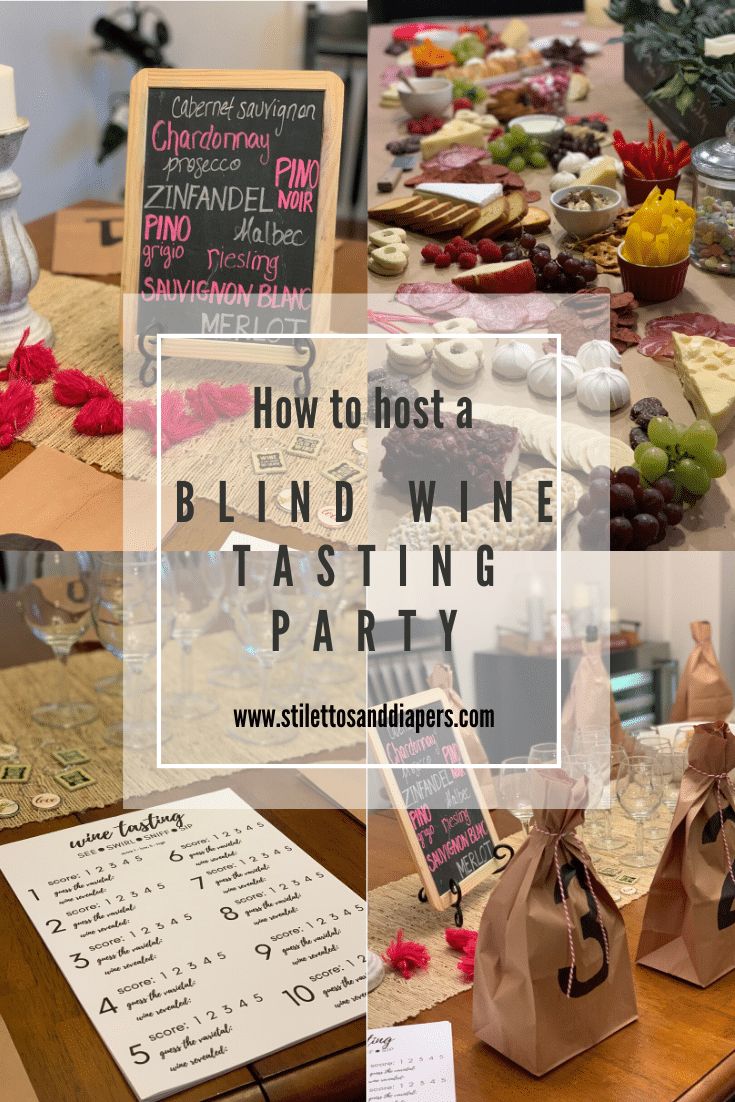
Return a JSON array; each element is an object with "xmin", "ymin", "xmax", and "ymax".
[
  {"xmin": 611, "ymin": 552, "xmax": 734, "ymax": 677},
  {"xmin": 1, "ymin": 0, "xmax": 363, "ymax": 222}
]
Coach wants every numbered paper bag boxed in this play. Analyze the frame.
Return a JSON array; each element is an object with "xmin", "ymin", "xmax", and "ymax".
[
  {"xmin": 473, "ymin": 774, "xmax": 637, "ymax": 1076},
  {"xmin": 669, "ymin": 622, "xmax": 734, "ymax": 723},
  {"xmin": 637, "ymin": 722, "xmax": 735, "ymax": 986},
  {"xmin": 560, "ymin": 632, "xmax": 630, "ymax": 754}
]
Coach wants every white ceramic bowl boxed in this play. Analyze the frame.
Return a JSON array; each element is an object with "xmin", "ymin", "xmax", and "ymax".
[
  {"xmin": 514, "ymin": 114, "xmax": 566, "ymax": 148},
  {"xmin": 550, "ymin": 184, "xmax": 623, "ymax": 238},
  {"xmin": 398, "ymin": 77, "xmax": 453, "ymax": 119}
]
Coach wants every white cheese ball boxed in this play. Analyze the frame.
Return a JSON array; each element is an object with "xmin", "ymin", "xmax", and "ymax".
[
  {"xmin": 527, "ymin": 354, "xmax": 583, "ymax": 399},
  {"xmin": 550, "ymin": 170, "xmax": 578, "ymax": 191},
  {"xmin": 557, "ymin": 151, "xmax": 590, "ymax": 175},
  {"xmin": 491, "ymin": 340, "xmax": 537, "ymax": 380}
]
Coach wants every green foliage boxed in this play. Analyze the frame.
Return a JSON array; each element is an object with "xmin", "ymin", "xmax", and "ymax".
[{"xmin": 606, "ymin": 0, "xmax": 735, "ymax": 109}]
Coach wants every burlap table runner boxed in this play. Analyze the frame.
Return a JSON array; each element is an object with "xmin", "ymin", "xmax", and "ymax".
[
  {"xmin": 21, "ymin": 271, "xmax": 123, "ymax": 472},
  {"xmin": 368, "ymin": 810, "xmax": 664, "ymax": 1028},
  {"xmin": 123, "ymin": 337, "xmax": 368, "ymax": 546},
  {"xmin": 0, "ymin": 638, "xmax": 364, "ymax": 829}
]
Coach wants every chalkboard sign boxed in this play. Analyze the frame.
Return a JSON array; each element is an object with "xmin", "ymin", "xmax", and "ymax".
[
  {"xmin": 121, "ymin": 69, "xmax": 343, "ymax": 345},
  {"xmin": 370, "ymin": 689, "xmax": 500, "ymax": 910}
]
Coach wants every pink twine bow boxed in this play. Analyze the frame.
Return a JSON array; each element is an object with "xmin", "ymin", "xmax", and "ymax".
[
  {"xmin": 690, "ymin": 765, "xmax": 735, "ymax": 888},
  {"xmin": 535, "ymin": 826, "xmax": 610, "ymax": 998}
]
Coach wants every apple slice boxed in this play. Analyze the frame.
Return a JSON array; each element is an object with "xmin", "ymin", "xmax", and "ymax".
[{"xmin": 452, "ymin": 259, "xmax": 536, "ymax": 294}]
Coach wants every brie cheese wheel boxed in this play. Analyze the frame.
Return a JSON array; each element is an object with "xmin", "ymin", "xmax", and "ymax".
[
  {"xmin": 415, "ymin": 181, "xmax": 503, "ymax": 207},
  {"xmin": 672, "ymin": 332, "xmax": 735, "ymax": 434},
  {"xmin": 492, "ymin": 340, "xmax": 536, "ymax": 380},
  {"xmin": 577, "ymin": 367, "xmax": 631, "ymax": 412},
  {"xmin": 527, "ymin": 354, "xmax": 582, "ymax": 399}
]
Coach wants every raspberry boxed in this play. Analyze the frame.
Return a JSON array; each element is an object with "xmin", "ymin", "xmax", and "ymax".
[
  {"xmin": 421, "ymin": 243, "xmax": 442, "ymax": 262},
  {"xmin": 453, "ymin": 97, "xmax": 473, "ymax": 112},
  {"xmin": 477, "ymin": 239, "xmax": 502, "ymax": 261},
  {"xmin": 434, "ymin": 252, "xmax": 452, "ymax": 268},
  {"xmin": 450, "ymin": 236, "xmax": 469, "ymax": 248},
  {"xmin": 445, "ymin": 243, "xmax": 460, "ymax": 259},
  {"xmin": 458, "ymin": 251, "xmax": 477, "ymax": 269}
]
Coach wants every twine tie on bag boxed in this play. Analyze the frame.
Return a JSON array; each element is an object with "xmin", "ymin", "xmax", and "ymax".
[
  {"xmin": 535, "ymin": 827, "xmax": 610, "ymax": 997},
  {"xmin": 690, "ymin": 765, "xmax": 735, "ymax": 888}
]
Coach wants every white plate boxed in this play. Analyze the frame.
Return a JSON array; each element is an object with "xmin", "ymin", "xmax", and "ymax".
[{"xmin": 530, "ymin": 36, "xmax": 602, "ymax": 56}]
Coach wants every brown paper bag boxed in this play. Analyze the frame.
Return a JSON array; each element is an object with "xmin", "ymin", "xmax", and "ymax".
[
  {"xmin": 561, "ymin": 634, "xmax": 631, "ymax": 754},
  {"xmin": 637, "ymin": 721, "xmax": 735, "ymax": 986},
  {"xmin": 670, "ymin": 622, "xmax": 734, "ymax": 724},
  {"xmin": 473, "ymin": 773, "xmax": 637, "ymax": 1075}
]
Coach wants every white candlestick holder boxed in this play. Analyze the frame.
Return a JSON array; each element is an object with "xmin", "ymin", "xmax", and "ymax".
[{"xmin": 0, "ymin": 119, "xmax": 53, "ymax": 364}]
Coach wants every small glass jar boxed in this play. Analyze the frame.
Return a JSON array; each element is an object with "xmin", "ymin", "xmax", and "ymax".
[{"xmin": 690, "ymin": 116, "xmax": 735, "ymax": 276}]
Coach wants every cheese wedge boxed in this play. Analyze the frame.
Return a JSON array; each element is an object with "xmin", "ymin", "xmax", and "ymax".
[
  {"xmin": 577, "ymin": 156, "xmax": 618, "ymax": 188},
  {"xmin": 419, "ymin": 120, "xmax": 486, "ymax": 160},
  {"xmin": 415, "ymin": 181, "xmax": 503, "ymax": 206},
  {"xmin": 672, "ymin": 332, "xmax": 735, "ymax": 434}
]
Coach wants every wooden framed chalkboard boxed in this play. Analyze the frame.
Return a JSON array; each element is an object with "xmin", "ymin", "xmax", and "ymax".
[
  {"xmin": 121, "ymin": 68, "xmax": 343, "ymax": 346},
  {"xmin": 370, "ymin": 688, "xmax": 501, "ymax": 911}
]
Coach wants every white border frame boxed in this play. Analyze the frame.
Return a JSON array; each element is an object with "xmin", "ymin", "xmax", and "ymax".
[{"xmin": 151, "ymin": 330, "xmax": 563, "ymax": 771}]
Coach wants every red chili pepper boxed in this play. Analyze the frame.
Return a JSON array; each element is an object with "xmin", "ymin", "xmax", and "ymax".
[
  {"xmin": 623, "ymin": 160, "xmax": 645, "ymax": 179},
  {"xmin": 647, "ymin": 118, "xmax": 655, "ymax": 147}
]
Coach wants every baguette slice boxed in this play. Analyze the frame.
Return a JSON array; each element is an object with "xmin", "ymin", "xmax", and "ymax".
[{"xmin": 368, "ymin": 195, "xmax": 423, "ymax": 219}]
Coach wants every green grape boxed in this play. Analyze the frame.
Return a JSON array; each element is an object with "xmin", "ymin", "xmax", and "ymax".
[
  {"xmin": 528, "ymin": 151, "xmax": 548, "ymax": 169},
  {"xmin": 489, "ymin": 139, "xmax": 510, "ymax": 163},
  {"xmin": 700, "ymin": 448, "xmax": 727, "ymax": 478},
  {"xmin": 634, "ymin": 441, "xmax": 654, "ymax": 464},
  {"xmin": 506, "ymin": 125, "xmax": 528, "ymax": 149},
  {"xmin": 675, "ymin": 457, "xmax": 711, "ymax": 495},
  {"xmin": 507, "ymin": 154, "xmax": 527, "ymax": 173},
  {"xmin": 647, "ymin": 416, "xmax": 679, "ymax": 449},
  {"xmin": 680, "ymin": 419, "xmax": 718, "ymax": 459},
  {"xmin": 638, "ymin": 446, "xmax": 669, "ymax": 483}
]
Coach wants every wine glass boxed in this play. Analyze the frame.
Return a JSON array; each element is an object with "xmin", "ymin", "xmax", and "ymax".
[
  {"xmin": 208, "ymin": 550, "xmax": 259, "ymax": 691},
  {"xmin": 636, "ymin": 734, "xmax": 674, "ymax": 839},
  {"xmin": 17, "ymin": 552, "xmax": 98, "ymax": 729},
  {"xmin": 229, "ymin": 553, "xmax": 315, "ymax": 746},
  {"xmin": 616, "ymin": 754, "xmax": 664, "ymax": 868},
  {"xmin": 91, "ymin": 553, "xmax": 125, "ymax": 696},
  {"xmin": 529, "ymin": 742, "xmax": 567, "ymax": 767},
  {"xmin": 498, "ymin": 757, "xmax": 534, "ymax": 833},
  {"xmin": 162, "ymin": 552, "xmax": 225, "ymax": 721}
]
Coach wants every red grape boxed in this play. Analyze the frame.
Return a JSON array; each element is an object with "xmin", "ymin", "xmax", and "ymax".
[
  {"xmin": 663, "ymin": 501, "xmax": 684, "ymax": 526},
  {"xmin": 577, "ymin": 492, "xmax": 592, "ymax": 516},
  {"xmin": 631, "ymin": 513, "xmax": 659, "ymax": 548},
  {"xmin": 610, "ymin": 482, "xmax": 635, "ymax": 514},
  {"xmin": 651, "ymin": 476, "xmax": 676, "ymax": 503},
  {"xmin": 639, "ymin": 487, "xmax": 665, "ymax": 514},
  {"xmin": 589, "ymin": 478, "xmax": 610, "ymax": 509},
  {"xmin": 590, "ymin": 465, "xmax": 612, "ymax": 482},
  {"xmin": 609, "ymin": 516, "xmax": 634, "ymax": 550},
  {"xmin": 616, "ymin": 466, "xmax": 640, "ymax": 489}
]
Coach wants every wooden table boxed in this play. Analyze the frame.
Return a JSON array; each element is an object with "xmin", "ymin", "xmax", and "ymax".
[
  {"xmin": 367, "ymin": 16, "xmax": 735, "ymax": 550},
  {"xmin": 369, "ymin": 807, "xmax": 735, "ymax": 1102},
  {"xmin": 0, "ymin": 771, "xmax": 366, "ymax": 1102},
  {"xmin": 3, "ymin": 201, "xmax": 366, "ymax": 553}
]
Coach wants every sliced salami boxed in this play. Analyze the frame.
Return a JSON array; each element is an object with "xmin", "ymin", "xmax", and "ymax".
[
  {"xmin": 448, "ymin": 293, "xmax": 532, "ymax": 332},
  {"xmin": 395, "ymin": 281, "xmax": 469, "ymax": 315},
  {"xmin": 502, "ymin": 172, "xmax": 526, "ymax": 189},
  {"xmin": 638, "ymin": 312, "xmax": 721, "ymax": 359},
  {"xmin": 421, "ymin": 144, "xmax": 488, "ymax": 171}
]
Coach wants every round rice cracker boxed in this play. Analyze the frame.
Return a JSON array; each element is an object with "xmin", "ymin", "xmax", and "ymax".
[
  {"xmin": 491, "ymin": 497, "xmax": 556, "ymax": 551},
  {"xmin": 386, "ymin": 506, "xmax": 464, "ymax": 550}
]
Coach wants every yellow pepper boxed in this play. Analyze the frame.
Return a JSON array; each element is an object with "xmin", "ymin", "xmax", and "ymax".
[{"xmin": 622, "ymin": 187, "xmax": 695, "ymax": 266}]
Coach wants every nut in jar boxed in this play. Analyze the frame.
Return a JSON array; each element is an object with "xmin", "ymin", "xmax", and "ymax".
[{"xmin": 691, "ymin": 115, "xmax": 735, "ymax": 275}]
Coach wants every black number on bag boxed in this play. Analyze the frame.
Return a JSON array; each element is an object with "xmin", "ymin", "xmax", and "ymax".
[
  {"xmin": 701, "ymin": 804, "xmax": 735, "ymax": 930},
  {"xmin": 554, "ymin": 857, "xmax": 609, "ymax": 998}
]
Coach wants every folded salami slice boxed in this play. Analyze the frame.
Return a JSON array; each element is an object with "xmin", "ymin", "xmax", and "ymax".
[
  {"xmin": 421, "ymin": 144, "xmax": 489, "ymax": 171},
  {"xmin": 448, "ymin": 294, "xmax": 532, "ymax": 332},
  {"xmin": 638, "ymin": 313, "xmax": 720, "ymax": 359},
  {"xmin": 395, "ymin": 281, "xmax": 469, "ymax": 315}
]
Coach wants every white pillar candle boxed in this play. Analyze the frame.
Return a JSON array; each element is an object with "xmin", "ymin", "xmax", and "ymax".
[{"xmin": 0, "ymin": 65, "xmax": 19, "ymax": 131}]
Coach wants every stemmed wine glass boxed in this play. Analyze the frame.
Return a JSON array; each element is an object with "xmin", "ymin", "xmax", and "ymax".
[
  {"xmin": 498, "ymin": 757, "xmax": 534, "ymax": 833},
  {"xmin": 229, "ymin": 553, "xmax": 315, "ymax": 747},
  {"xmin": 529, "ymin": 742, "xmax": 568, "ymax": 768},
  {"xmin": 208, "ymin": 550, "xmax": 259, "ymax": 691},
  {"xmin": 17, "ymin": 552, "xmax": 99, "ymax": 729},
  {"xmin": 636, "ymin": 733, "xmax": 674, "ymax": 840},
  {"xmin": 616, "ymin": 754, "xmax": 664, "ymax": 867},
  {"xmin": 162, "ymin": 552, "xmax": 224, "ymax": 721}
]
